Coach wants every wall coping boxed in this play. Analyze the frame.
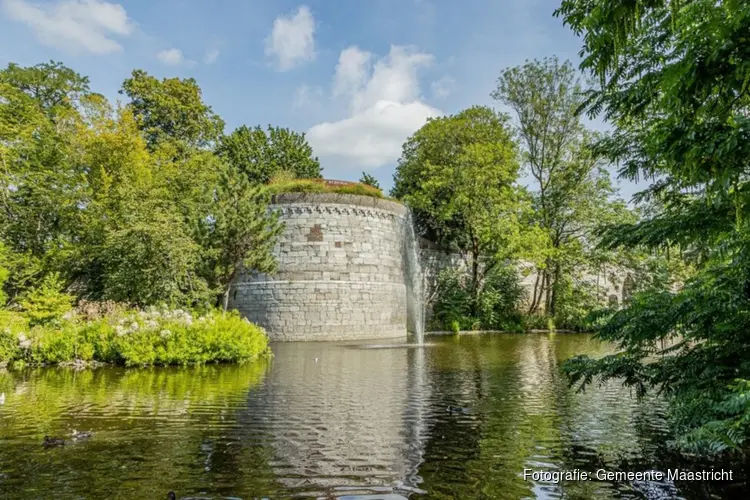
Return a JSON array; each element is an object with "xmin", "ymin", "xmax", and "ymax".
[{"xmin": 270, "ymin": 192, "xmax": 407, "ymax": 216}]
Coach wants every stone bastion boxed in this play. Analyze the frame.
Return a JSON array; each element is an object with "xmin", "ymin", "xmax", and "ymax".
[{"xmin": 228, "ymin": 192, "xmax": 410, "ymax": 341}]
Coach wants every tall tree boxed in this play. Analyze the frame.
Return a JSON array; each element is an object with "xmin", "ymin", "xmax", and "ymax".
[
  {"xmin": 217, "ymin": 125, "xmax": 321, "ymax": 184},
  {"xmin": 359, "ymin": 172, "xmax": 380, "ymax": 190},
  {"xmin": 556, "ymin": 0, "xmax": 750, "ymax": 453},
  {"xmin": 492, "ymin": 57, "xmax": 622, "ymax": 316},
  {"xmin": 0, "ymin": 62, "xmax": 88, "ymax": 286},
  {"xmin": 392, "ymin": 106, "xmax": 530, "ymax": 310},
  {"xmin": 200, "ymin": 165, "xmax": 283, "ymax": 308},
  {"xmin": 120, "ymin": 70, "xmax": 225, "ymax": 152},
  {"xmin": 0, "ymin": 61, "xmax": 90, "ymax": 118},
  {"xmin": 0, "ymin": 61, "xmax": 282, "ymax": 309}
]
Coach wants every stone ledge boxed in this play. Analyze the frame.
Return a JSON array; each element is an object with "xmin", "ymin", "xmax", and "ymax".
[{"xmin": 271, "ymin": 192, "xmax": 407, "ymax": 216}]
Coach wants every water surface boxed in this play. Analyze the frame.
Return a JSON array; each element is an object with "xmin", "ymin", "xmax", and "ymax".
[{"xmin": 0, "ymin": 334, "xmax": 746, "ymax": 499}]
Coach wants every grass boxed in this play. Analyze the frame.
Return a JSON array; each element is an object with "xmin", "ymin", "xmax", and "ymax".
[{"xmin": 266, "ymin": 178, "xmax": 386, "ymax": 199}]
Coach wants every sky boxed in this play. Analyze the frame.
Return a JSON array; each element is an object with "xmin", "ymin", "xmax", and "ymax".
[{"xmin": 0, "ymin": 0, "xmax": 640, "ymax": 199}]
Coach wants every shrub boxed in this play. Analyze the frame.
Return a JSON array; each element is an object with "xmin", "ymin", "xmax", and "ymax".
[
  {"xmin": 0, "ymin": 306, "xmax": 270, "ymax": 367},
  {"xmin": 0, "ymin": 311, "xmax": 27, "ymax": 364},
  {"xmin": 429, "ymin": 265, "xmax": 526, "ymax": 331},
  {"xmin": 18, "ymin": 273, "xmax": 74, "ymax": 326},
  {"xmin": 522, "ymin": 313, "xmax": 555, "ymax": 331},
  {"xmin": 267, "ymin": 178, "xmax": 384, "ymax": 199},
  {"xmin": 75, "ymin": 300, "xmax": 126, "ymax": 321},
  {"xmin": 552, "ymin": 277, "xmax": 603, "ymax": 331}
]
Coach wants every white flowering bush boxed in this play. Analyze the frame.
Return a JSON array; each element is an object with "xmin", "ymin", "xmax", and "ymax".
[{"xmin": 0, "ymin": 306, "xmax": 270, "ymax": 367}]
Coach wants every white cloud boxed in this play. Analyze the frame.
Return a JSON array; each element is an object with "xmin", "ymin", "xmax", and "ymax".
[
  {"xmin": 431, "ymin": 75, "xmax": 455, "ymax": 100},
  {"xmin": 157, "ymin": 48, "xmax": 185, "ymax": 66},
  {"xmin": 293, "ymin": 84, "xmax": 323, "ymax": 109},
  {"xmin": 307, "ymin": 45, "xmax": 441, "ymax": 168},
  {"xmin": 264, "ymin": 5, "xmax": 315, "ymax": 71},
  {"xmin": 203, "ymin": 49, "xmax": 220, "ymax": 64},
  {"xmin": 332, "ymin": 46, "xmax": 371, "ymax": 98},
  {"xmin": 1, "ymin": 0, "xmax": 134, "ymax": 54}
]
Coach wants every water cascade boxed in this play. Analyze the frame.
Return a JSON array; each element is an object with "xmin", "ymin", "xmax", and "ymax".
[{"xmin": 404, "ymin": 209, "xmax": 425, "ymax": 344}]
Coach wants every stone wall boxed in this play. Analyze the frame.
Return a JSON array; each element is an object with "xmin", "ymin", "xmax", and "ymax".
[{"xmin": 229, "ymin": 193, "xmax": 409, "ymax": 341}]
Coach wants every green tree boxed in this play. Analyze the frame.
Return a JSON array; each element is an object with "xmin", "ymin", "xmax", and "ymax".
[
  {"xmin": 0, "ymin": 60, "xmax": 284, "ymax": 312},
  {"xmin": 0, "ymin": 61, "xmax": 88, "ymax": 292},
  {"xmin": 0, "ymin": 243, "xmax": 9, "ymax": 305},
  {"xmin": 200, "ymin": 166, "xmax": 283, "ymax": 308},
  {"xmin": 217, "ymin": 125, "xmax": 321, "ymax": 184},
  {"xmin": 359, "ymin": 172, "xmax": 380, "ymax": 190},
  {"xmin": 555, "ymin": 0, "xmax": 750, "ymax": 453},
  {"xmin": 120, "ymin": 70, "xmax": 225, "ymax": 151},
  {"xmin": 0, "ymin": 61, "xmax": 90, "ymax": 118},
  {"xmin": 393, "ymin": 106, "xmax": 530, "ymax": 311},
  {"xmin": 97, "ymin": 208, "xmax": 204, "ymax": 307},
  {"xmin": 492, "ymin": 57, "xmax": 627, "ymax": 317},
  {"xmin": 19, "ymin": 272, "xmax": 74, "ymax": 326}
]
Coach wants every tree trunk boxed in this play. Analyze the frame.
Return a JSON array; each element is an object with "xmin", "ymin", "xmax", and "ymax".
[
  {"xmin": 528, "ymin": 270, "xmax": 542, "ymax": 314},
  {"xmin": 222, "ymin": 289, "xmax": 230, "ymax": 311},
  {"xmin": 470, "ymin": 244, "xmax": 480, "ymax": 318},
  {"xmin": 549, "ymin": 263, "xmax": 560, "ymax": 316}
]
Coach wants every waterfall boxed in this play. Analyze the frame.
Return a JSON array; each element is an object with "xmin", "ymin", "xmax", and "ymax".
[{"xmin": 404, "ymin": 209, "xmax": 425, "ymax": 344}]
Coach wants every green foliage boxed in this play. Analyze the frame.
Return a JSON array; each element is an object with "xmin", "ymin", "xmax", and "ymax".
[
  {"xmin": 0, "ymin": 311, "xmax": 27, "ymax": 363},
  {"xmin": 0, "ymin": 243, "xmax": 9, "ymax": 305},
  {"xmin": 267, "ymin": 178, "xmax": 384, "ymax": 198},
  {"xmin": 19, "ymin": 273, "xmax": 74, "ymax": 326},
  {"xmin": 393, "ymin": 106, "xmax": 533, "ymax": 312},
  {"xmin": 556, "ymin": 0, "xmax": 750, "ymax": 454},
  {"xmin": 430, "ymin": 266, "xmax": 526, "ymax": 332},
  {"xmin": 550, "ymin": 277, "xmax": 602, "ymax": 331},
  {"xmin": 0, "ymin": 61, "xmax": 282, "ymax": 311},
  {"xmin": 120, "ymin": 69, "xmax": 225, "ymax": 151},
  {"xmin": 0, "ymin": 62, "xmax": 87, "ymax": 264},
  {"xmin": 97, "ymin": 210, "xmax": 204, "ymax": 307},
  {"xmin": 217, "ymin": 125, "xmax": 321, "ymax": 184},
  {"xmin": 201, "ymin": 165, "xmax": 283, "ymax": 308},
  {"xmin": 359, "ymin": 172, "xmax": 380, "ymax": 190},
  {"xmin": 492, "ymin": 57, "xmax": 630, "ymax": 317},
  {"xmin": 0, "ymin": 307, "xmax": 270, "ymax": 367},
  {"xmin": 0, "ymin": 60, "xmax": 90, "ymax": 116}
]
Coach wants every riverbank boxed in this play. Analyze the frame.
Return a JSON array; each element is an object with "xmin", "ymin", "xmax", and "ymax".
[
  {"xmin": 426, "ymin": 328, "xmax": 587, "ymax": 336},
  {"xmin": 0, "ymin": 306, "xmax": 270, "ymax": 369}
]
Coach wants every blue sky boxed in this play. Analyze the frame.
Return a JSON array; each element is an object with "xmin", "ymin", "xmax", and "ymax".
[{"xmin": 0, "ymin": 0, "xmax": 640, "ymax": 199}]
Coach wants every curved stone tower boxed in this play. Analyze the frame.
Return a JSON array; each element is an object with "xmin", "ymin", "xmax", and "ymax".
[{"xmin": 228, "ymin": 192, "xmax": 409, "ymax": 341}]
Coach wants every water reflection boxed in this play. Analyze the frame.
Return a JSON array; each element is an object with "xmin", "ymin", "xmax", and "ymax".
[
  {"xmin": 0, "ymin": 334, "xmax": 747, "ymax": 499},
  {"xmin": 245, "ymin": 341, "xmax": 430, "ymax": 497}
]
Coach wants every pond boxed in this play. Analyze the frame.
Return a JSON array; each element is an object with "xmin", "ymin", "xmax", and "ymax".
[{"xmin": 0, "ymin": 333, "xmax": 746, "ymax": 499}]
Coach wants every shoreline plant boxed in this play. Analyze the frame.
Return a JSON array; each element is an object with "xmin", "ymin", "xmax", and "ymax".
[{"xmin": 0, "ymin": 305, "xmax": 270, "ymax": 369}]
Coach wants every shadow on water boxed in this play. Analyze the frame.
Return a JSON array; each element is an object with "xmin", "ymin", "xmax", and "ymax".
[{"xmin": 0, "ymin": 334, "xmax": 748, "ymax": 499}]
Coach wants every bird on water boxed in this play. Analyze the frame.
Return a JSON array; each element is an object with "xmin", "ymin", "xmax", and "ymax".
[
  {"xmin": 72, "ymin": 429, "xmax": 93, "ymax": 440},
  {"xmin": 43, "ymin": 436, "xmax": 65, "ymax": 448}
]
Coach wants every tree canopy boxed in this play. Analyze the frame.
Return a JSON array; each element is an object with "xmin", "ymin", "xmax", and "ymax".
[
  {"xmin": 120, "ymin": 70, "xmax": 225, "ymax": 152},
  {"xmin": 492, "ymin": 57, "xmax": 630, "ymax": 318},
  {"xmin": 555, "ymin": 0, "xmax": 750, "ymax": 453},
  {"xmin": 1, "ymin": 62, "xmax": 280, "ymax": 309},
  {"xmin": 392, "ymin": 106, "xmax": 533, "ymax": 312},
  {"xmin": 217, "ymin": 125, "xmax": 321, "ymax": 184}
]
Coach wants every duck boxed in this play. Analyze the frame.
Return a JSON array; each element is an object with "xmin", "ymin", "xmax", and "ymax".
[
  {"xmin": 72, "ymin": 429, "xmax": 93, "ymax": 440},
  {"xmin": 446, "ymin": 405, "xmax": 470, "ymax": 415},
  {"xmin": 43, "ymin": 436, "xmax": 65, "ymax": 448}
]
